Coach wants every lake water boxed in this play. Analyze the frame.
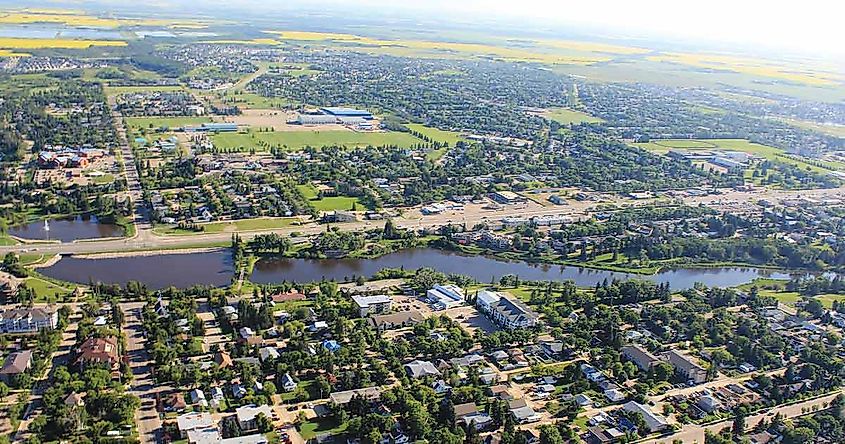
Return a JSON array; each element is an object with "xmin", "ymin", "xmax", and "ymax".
[
  {"xmin": 40, "ymin": 247, "xmax": 795, "ymax": 290},
  {"xmin": 9, "ymin": 215, "xmax": 124, "ymax": 243},
  {"xmin": 40, "ymin": 251, "xmax": 234, "ymax": 290}
]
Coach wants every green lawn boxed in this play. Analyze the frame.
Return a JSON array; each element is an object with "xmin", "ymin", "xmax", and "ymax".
[
  {"xmin": 406, "ymin": 123, "xmax": 466, "ymax": 161},
  {"xmin": 125, "ymin": 116, "xmax": 213, "ymax": 130},
  {"xmin": 299, "ymin": 417, "xmax": 347, "ymax": 440},
  {"xmin": 0, "ymin": 234, "xmax": 18, "ymax": 246},
  {"xmin": 25, "ymin": 276, "xmax": 71, "ymax": 300},
  {"xmin": 212, "ymin": 130, "xmax": 423, "ymax": 151},
  {"xmin": 544, "ymin": 107, "xmax": 604, "ymax": 125},
  {"xmin": 813, "ymin": 294, "xmax": 845, "ymax": 309},
  {"xmin": 635, "ymin": 138, "xmax": 845, "ymax": 173},
  {"xmin": 297, "ymin": 184, "xmax": 364, "ymax": 212},
  {"xmin": 216, "ymin": 92, "xmax": 293, "ymax": 109},
  {"xmin": 206, "ymin": 217, "xmax": 300, "ymax": 232}
]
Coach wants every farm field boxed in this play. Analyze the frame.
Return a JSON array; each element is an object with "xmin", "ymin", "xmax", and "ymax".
[
  {"xmin": 634, "ymin": 138, "xmax": 845, "ymax": 173},
  {"xmin": 212, "ymin": 129, "xmax": 423, "ymax": 151},
  {"xmin": 104, "ymin": 85, "xmax": 184, "ymax": 95},
  {"xmin": 0, "ymin": 37, "xmax": 126, "ymax": 55},
  {"xmin": 543, "ymin": 107, "xmax": 604, "ymax": 125},
  {"xmin": 297, "ymin": 184, "xmax": 365, "ymax": 212}
]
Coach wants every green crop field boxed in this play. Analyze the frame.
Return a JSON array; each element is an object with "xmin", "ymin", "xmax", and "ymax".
[
  {"xmin": 543, "ymin": 107, "xmax": 604, "ymax": 125},
  {"xmin": 634, "ymin": 138, "xmax": 845, "ymax": 173},
  {"xmin": 212, "ymin": 129, "xmax": 423, "ymax": 151}
]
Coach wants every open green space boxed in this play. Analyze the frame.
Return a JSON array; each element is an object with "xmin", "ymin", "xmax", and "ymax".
[
  {"xmin": 216, "ymin": 91, "xmax": 293, "ymax": 109},
  {"xmin": 297, "ymin": 184, "xmax": 364, "ymax": 212},
  {"xmin": 25, "ymin": 276, "xmax": 72, "ymax": 301},
  {"xmin": 212, "ymin": 129, "xmax": 423, "ymax": 151},
  {"xmin": 125, "ymin": 116, "xmax": 213, "ymax": 130},
  {"xmin": 103, "ymin": 85, "xmax": 184, "ymax": 96},
  {"xmin": 543, "ymin": 107, "xmax": 604, "ymax": 125},
  {"xmin": 634, "ymin": 138, "xmax": 845, "ymax": 173},
  {"xmin": 406, "ymin": 123, "xmax": 466, "ymax": 161},
  {"xmin": 298, "ymin": 417, "xmax": 347, "ymax": 440},
  {"xmin": 153, "ymin": 217, "xmax": 301, "ymax": 235}
]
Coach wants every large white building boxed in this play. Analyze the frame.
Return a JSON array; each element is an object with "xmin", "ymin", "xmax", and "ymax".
[
  {"xmin": 476, "ymin": 290, "xmax": 539, "ymax": 330},
  {"xmin": 426, "ymin": 284, "xmax": 465, "ymax": 310},
  {"xmin": 351, "ymin": 295, "xmax": 393, "ymax": 317}
]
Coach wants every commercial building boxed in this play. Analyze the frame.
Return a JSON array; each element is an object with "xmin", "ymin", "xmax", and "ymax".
[
  {"xmin": 351, "ymin": 295, "xmax": 393, "ymax": 317},
  {"xmin": 426, "ymin": 284, "xmax": 465, "ymax": 310},
  {"xmin": 176, "ymin": 412, "xmax": 215, "ymax": 438},
  {"xmin": 476, "ymin": 290, "xmax": 539, "ymax": 329},
  {"xmin": 185, "ymin": 122, "xmax": 238, "ymax": 132},
  {"xmin": 235, "ymin": 404, "xmax": 273, "ymax": 431},
  {"xmin": 368, "ymin": 310, "xmax": 425, "ymax": 331},
  {"xmin": 320, "ymin": 107, "xmax": 374, "ymax": 120},
  {"xmin": 490, "ymin": 191, "xmax": 526, "ymax": 204},
  {"xmin": 295, "ymin": 114, "xmax": 338, "ymax": 125}
]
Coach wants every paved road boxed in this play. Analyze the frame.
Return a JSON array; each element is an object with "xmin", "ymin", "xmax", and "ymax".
[
  {"xmin": 644, "ymin": 390, "xmax": 844, "ymax": 444},
  {"xmin": 121, "ymin": 301, "xmax": 164, "ymax": 444},
  {"xmin": 3, "ymin": 186, "xmax": 844, "ymax": 259},
  {"xmin": 108, "ymin": 95, "xmax": 152, "ymax": 233}
]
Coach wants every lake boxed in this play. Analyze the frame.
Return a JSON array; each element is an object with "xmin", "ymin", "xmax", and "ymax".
[
  {"xmin": 40, "ymin": 251, "xmax": 234, "ymax": 290},
  {"xmin": 40, "ymin": 247, "xmax": 795, "ymax": 290},
  {"xmin": 9, "ymin": 215, "xmax": 124, "ymax": 243}
]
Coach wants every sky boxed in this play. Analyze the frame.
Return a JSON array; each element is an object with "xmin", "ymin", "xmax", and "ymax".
[{"xmin": 285, "ymin": 0, "xmax": 844, "ymax": 56}]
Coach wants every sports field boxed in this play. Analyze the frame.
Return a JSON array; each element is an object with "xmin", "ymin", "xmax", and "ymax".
[
  {"xmin": 543, "ymin": 107, "xmax": 604, "ymax": 125},
  {"xmin": 212, "ymin": 130, "xmax": 423, "ymax": 151}
]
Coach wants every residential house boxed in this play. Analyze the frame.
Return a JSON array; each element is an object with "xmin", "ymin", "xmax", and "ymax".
[
  {"xmin": 404, "ymin": 360, "xmax": 441, "ymax": 379},
  {"xmin": 176, "ymin": 412, "xmax": 214, "ymax": 438},
  {"xmin": 622, "ymin": 401, "xmax": 668, "ymax": 432},
  {"xmin": 368, "ymin": 310, "xmax": 425, "ymax": 331},
  {"xmin": 0, "ymin": 349, "xmax": 32, "ymax": 383},
  {"xmin": 281, "ymin": 373, "xmax": 297, "ymax": 392},
  {"xmin": 76, "ymin": 336, "xmax": 120, "ymax": 371},
  {"xmin": 235, "ymin": 404, "xmax": 274, "ymax": 431}
]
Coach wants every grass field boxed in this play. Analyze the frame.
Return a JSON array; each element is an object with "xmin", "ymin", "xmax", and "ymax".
[
  {"xmin": 125, "ymin": 116, "xmax": 212, "ymax": 130},
  {"xmin": 297, "ymin": 184, "xmax": 364, "ymax": 212},
  {"xmin": 154, "ymin": 217, "xmax": 300, "ymax": 235},
  {"xmin": 543, "ymin": 107, "xmax": 604, "ymax": 125},
  {"xmin": 406, "ymin": 123, "xmax": 465, "ymax": 161},
  {"xmin": 783, "ymin": 119, "xmax": 845, "ymax": 138},
  {"xmin": 299, "ymin": 417, "xmax": 347, "ymax": 440},
  {"xmin": 212, "ymin": 130, "xmax": 423, "ymax": 151},
  {"xmin": 25, "ymin": 276, "xmax": 71, "ymax": 300},
  {"xmin": 634, "ymin": 138, "xmax": 845, "ymax": 173},
  {"xmin": 216, "ymin": 92, "xmax": 293, "ymax": 109}
]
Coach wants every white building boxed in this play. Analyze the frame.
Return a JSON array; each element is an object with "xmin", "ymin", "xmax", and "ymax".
[
  {"xmin": 475, "ymin": 290, "xmax": 538, "ymax": 329},
  {"xmin": 0, "ymin": 307, "xmax": 58, "ymax": 334},
  {"xmin": 351, "ymin": 295, "xmax": 393, "ymax": 317},
  {"xmin": 426, "ymin": 284, "xmax": 465, "ymax": 310}
]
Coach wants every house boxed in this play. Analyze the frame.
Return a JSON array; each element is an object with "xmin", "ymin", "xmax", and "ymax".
[
  {"xmin": 176, "ymin": 412, "xmax": 214, "ymax": 438},
  {"xmin": 623, "ymin": 401, "xmax": 668, "ymax": 432},
  {"xmin": 235, "ymin": 404, "xmax": 274, "ymax": 431},
  {"xmin": 189, "ymin": 389, "xmax": 208, "ymax": 408},
  {"xmin": 162, "ymin": 392, "xmax": 187, "ymax": 413},
  {"xmin": 329, "ymin": 386, "xmax": 382, "ymax": 405},
  {"xmin": 214, "ymin": 351, "xmax": 233, "ymax": 369},
  {"xmin": 508, "ymin": 398, "xmax": 541, "ymax": 423},
  {"xmin": 64, "ymin": 391, "xmax": 85, "ymax": 408},
  {"xmin": 666, "ymin": 350, "xmax": 708, "ymax": 384},
  {"xmin": 604, "ymin": 389, "xmax": 626, "ymax": 403},
  {"xmin": 0, "ymin": 273, "xmax": 19, "ymax": 300},
  {"xmin": 351, "ymin": 295, "xmax": 393, "ymax": 317},
  {"xmin": 404, "ymin": 360, "xmax": 441, "ymax": 379},
  {"xmin": 231, "ymin": 382, "xmax": 246, "ymax": 399},
  {"xmin": 259, "ymin": 347, "xmax": 280, "ymax": 362},
  {"xmin": 0, "ymin": 307, "xmax": 58, "ymax": 333},
  {"xmin": 622, "ymin": 345, "xmax": 660, "ymax": 371},
  {"xmin": 455, "ymin": 402, "xmax": 493, "ymax": 430},
  {"xmin": 432, "ymin": 379, "xmax": 452, "ymax": 394},
  {"xmin": 368, "ymin": 310, "xmax": 425, "ymax": 331},
  {"xmin": 322, "ymin": 340, "xmax": 341, "ymax": 353},
  {"xmin": 426, "ymin": 284, "xmax": 465, "ymax": 310},
  {"xmin": 0, "ymin": 349, "xmax": 32, "ymax": 383},
  {"xmin": 281, "ymin": 373, "xmax": 297, "ymax": 392},
  {"xmin": 476, "ymin": 290, "xmax": 539, "ymax": 329},
  {"xmin": 76, "ymin": 336, "xmax": 120, "ymax": 371},
  {"xmin": 209, "ymin": 387, "xmax": 224, "ymax": 408},
  {"xmin": 575, "ymin": 394, "xmax": 593, "ymax": 407}
]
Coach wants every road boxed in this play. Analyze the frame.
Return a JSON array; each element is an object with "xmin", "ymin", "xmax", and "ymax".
[
  {"xmin": 3, "ymin": 186, "xmax": 844, "ymax": 259},
  {"xmin": 120, "ymin": 301, "xmax": 164, "ymax": 444},
  {"xmin": 644, "ymin": 390, "xmax": 844, "ymax": 444},
  {"xmin": 108, "ymin": 95, "xmax": 151, "ymax": 233}
]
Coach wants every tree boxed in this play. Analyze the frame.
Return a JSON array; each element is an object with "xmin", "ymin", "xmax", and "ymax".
[
  {"xmin": 255, "ymin": 413, "xmax": 273, "ymax": 433},
  {"xmin": 539, "ymin": 424, "xmax": 565, "ymax": 444},
  {"xmin": 732, "ymin": 407, "xmax": 747, "ymax": 437}
]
